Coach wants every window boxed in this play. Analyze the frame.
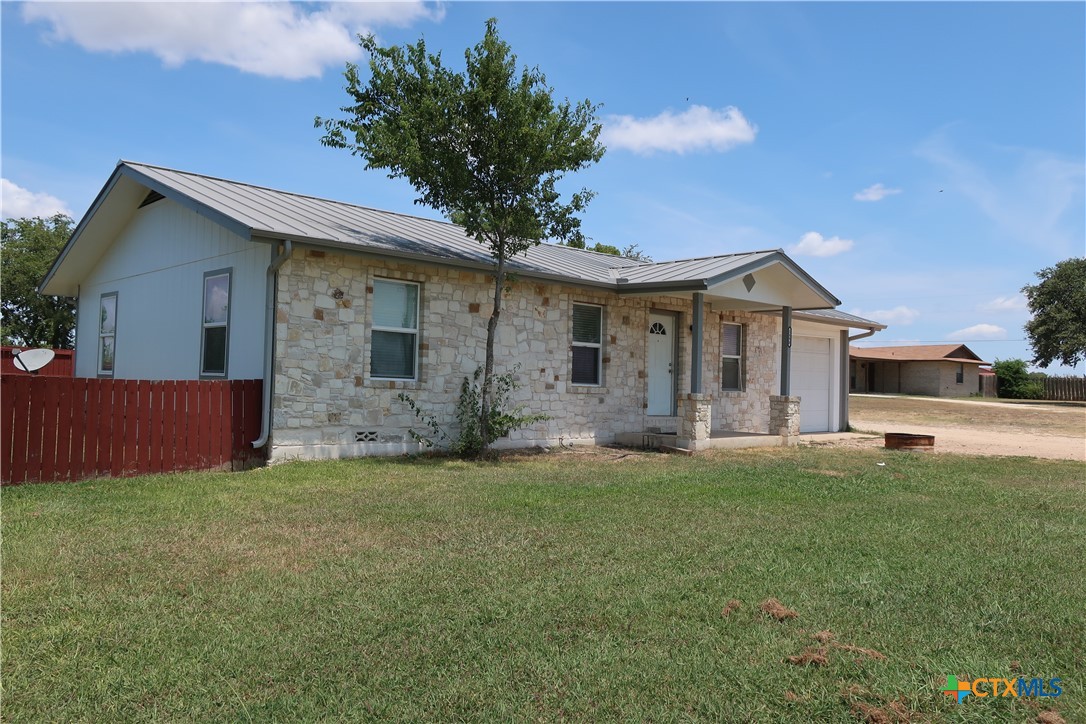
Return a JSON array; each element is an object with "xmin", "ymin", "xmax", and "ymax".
[
  {"xmin": 371, "ymin": 279, "xmax": 419, "ymax": 380},
  {"xmin": 721, "ymin": 322, "xmax": 744, "ymax": 391},
  {"xmin": 956, "ymin": 363, "xmax": 964, "ymax": 384},
  {"xmin": 572, "ymin": 303, "xmax": 603, "ymax": 386},
  {"xmin": 98, "ymin": 292, "xmax": 117, "ymax": 377},
  {"xmin": 201, "ymin": 270, "xmax": 231, "ymax": 376}
]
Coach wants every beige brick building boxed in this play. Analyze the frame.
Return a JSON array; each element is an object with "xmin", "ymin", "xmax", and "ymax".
[{"xmin": 849, "ymin": 344, "xmax": 988, "ymax": 398}]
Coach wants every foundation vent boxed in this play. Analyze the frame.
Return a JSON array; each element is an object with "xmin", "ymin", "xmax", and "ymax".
[{"xmin": 355, "ymin": 431, "xmax": 379, "ymax": 443}]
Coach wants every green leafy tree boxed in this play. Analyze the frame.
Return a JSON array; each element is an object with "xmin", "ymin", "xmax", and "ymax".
[
  {"xmin": 1, "ymin": 214, "xmax": 75, "ymax": 348},
  {"xmin": 561, "ymin": 240, "xmax": 652, "ymax": 261},
  {"xmin": 992, "ymin": 358, "xmax": 1044, "ymax": 400},
  {"xmin": 1022, "ymin": 257, "xmax": 1086, "ymax": 368},
  {"xmin": 317, "ymin": 19, "xmax": 604, "ymax": 453}
]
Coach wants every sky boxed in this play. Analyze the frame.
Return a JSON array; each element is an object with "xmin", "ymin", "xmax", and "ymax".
[{"xmin": 2, "ymin": 1, "xmax": 1084, "ymax": 373}]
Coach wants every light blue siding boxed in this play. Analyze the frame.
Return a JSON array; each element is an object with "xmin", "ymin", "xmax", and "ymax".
[{"xmin": 74, "ymin": 198, "xmax": 268, "ymax": 379}]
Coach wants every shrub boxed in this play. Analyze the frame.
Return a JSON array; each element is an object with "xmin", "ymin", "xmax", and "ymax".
[
  {"xmin": 992, "ymin": 358, "xmax": 1044, "ymax": 399},
  {"xmin": 399, "ymin": 365, "xmax": 549, "ymax": 458}
]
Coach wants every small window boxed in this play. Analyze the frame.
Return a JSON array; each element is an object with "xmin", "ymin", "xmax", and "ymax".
[
  {"xmin": 956, "ymin": 363, "xmax": 964, "ymax": 384},
  {"xmin": 201, "ymin": 270, "xmax": 231, "ymax": 376},
  {"xmin": 721, "ymin": 322, "xmax": 744, "ymax": 391},
  {"xmin": 98, "ymin": 292, "xmax": 117, "ymax": 377},
  {"xmin": 371, "ymin": 279, "xmax": 419, "ymax": 380},
  {"xmin": 572, "ymin": 303, "xmax": 603, "ymax": 386}
]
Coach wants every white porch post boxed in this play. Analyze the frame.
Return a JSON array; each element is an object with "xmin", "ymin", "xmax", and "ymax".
[{"xmin": 690, "ymin": 292, "xmax": 704, "ymax": 393}]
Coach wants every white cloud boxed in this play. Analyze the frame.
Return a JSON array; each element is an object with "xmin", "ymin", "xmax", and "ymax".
[
  {"xmin": 946, "ymin": 323, "xmax": 1007, "ymax": 340},
  {"xmin": 601, "ymin": 105, "xmax": 757, "ymax": 155},
  {"xmin": 853, "ymin": 183, "xmax": 902, "ymax": 202},
  {"xmin": 916, "ymin": 131, "xmax": 1085, "ymax": 254},
  {"xmin": 21, "ymin": 1, "xmax": 441, "ymax": 80},
  {"xmin": 1, "ymin": 179, "xmax": 72, "ymax": 220},
  {"xmin": 789, "ymin": 230, "xmax": 854, "ymax": 257},
  {"xmin": 849, "ymin": 305, "xmax": 920, "ymax": 326},
  {"xmin": 978, "ymin": 294, "xmax": 1027, "ymax": 312}
]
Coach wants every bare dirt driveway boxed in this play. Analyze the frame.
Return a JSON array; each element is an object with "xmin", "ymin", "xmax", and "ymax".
[{"xmin": 847, "ymin": 394, "xmax": 1086, "ymax": 461}]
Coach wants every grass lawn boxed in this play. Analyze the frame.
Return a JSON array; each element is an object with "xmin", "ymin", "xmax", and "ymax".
[{"xmin": 3, "ymin": 447, "xmax": 1082, "ymax": 722}]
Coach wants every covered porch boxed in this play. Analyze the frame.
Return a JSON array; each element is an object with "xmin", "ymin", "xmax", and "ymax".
[{"xmin": 612, "ymin": 250, "xmax": 861, "ymax": 451}]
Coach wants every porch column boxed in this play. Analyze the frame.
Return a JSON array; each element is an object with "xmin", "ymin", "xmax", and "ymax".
[
  {"xmin": 779, "ymin": 305, "xmax": 792, "ymax": 395},
  {"xmin": 690, "ymin": 292, "xmax": 704, "ymax": 393}
]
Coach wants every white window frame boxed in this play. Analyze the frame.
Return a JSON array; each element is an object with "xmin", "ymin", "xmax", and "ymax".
[
  {"xmin": 200, "ymin": 269, "xmax": 232, "ymax": 378},
  {"xmin": 97, "ymin": 292, "xmax": 117, "ymax": 378},
  {"xmin": 371, "ymin": 279, "xmax": 420, "ymax": 381},
  {"xmin": 721, "ymin": 322, "xmax": 745, "ymax": 392},
  {"xmin": 571, "ymin": 302, "xmax": 603, "ymax": 387}
]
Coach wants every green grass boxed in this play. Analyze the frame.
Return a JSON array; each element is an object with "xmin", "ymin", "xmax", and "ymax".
[{"xmin": 3, "ymin": 447, "xmax": 1083, "ymax": 722}]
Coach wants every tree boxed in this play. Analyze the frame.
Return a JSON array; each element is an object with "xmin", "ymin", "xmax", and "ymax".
[
  {"xmin": 561, "ymin": 240, "xmax": 652, "ymax": 261},
  {"xmin": 1022, "ymin": 257, "xmax": 1086, "ymax": 368},
  {"xmin": 1, "ymin": 214, "xmax": 76, "ymax": 348},
  {"xmin": 317, "ymin": 19, "xmax": 604, "ymax": 453}
]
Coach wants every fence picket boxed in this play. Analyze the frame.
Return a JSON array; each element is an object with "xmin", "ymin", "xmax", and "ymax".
[
  {"xmin": 53, "ymin": 379, "xmax": 76, "ymax": 481},
  {"xmin": 8, "ymin": 378, "xmax": 31, "ymax": 483}
]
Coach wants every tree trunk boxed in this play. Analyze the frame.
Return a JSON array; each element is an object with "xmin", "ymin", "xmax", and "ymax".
[{"xmin": 480, "ymin": 251, "xmax": 505, "ymax": 454}]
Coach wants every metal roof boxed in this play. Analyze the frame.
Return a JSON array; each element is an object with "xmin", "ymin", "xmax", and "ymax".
[
  {"xmin": 41, "ymin": 160, "xmax": 870, "ymax": 321},
  {"xmin": 121, "ymin": 161, "xmax": 647, "ymax": 287},
  {"xmin": 793, "ymin": 308, "xmax": 887, "ymax": 330}
]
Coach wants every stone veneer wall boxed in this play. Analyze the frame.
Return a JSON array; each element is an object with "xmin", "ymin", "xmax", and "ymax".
[
  {"xmin": 712, "ymin": 310, "xmax": 781, "ymax": 434},
  {"xmin": 271, "ymin": 248, "xmax": 784, "ymax": 459}
]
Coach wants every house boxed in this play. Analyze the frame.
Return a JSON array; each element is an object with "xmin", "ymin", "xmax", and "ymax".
[
  {"xmin": 40, "ymin": 161, "xmax": 884, "ymax": 460},
  {"xmin": 849, "ymin": 344, "xmax": 989, "ymax": 397}
]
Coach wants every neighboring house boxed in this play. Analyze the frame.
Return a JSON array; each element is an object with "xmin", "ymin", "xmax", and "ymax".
[
  {"xmin": 41, "ymin": 161, "xmax": 884, "ymax": 460},
  {"xmin": 849, "ymin": 344, "xmax": 989, "ymax": 397}
]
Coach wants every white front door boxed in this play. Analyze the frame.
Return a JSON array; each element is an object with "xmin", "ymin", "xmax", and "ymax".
[{"xmin": 647, "ymin": 313, "xmax": 675, "ymax": 415}]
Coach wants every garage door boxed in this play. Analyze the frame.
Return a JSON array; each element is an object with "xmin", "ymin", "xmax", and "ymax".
[{"xmin": 792, "ymin": 336, "xmax": 831, "ymax": 433}]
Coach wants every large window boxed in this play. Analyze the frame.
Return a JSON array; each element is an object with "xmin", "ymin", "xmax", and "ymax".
[
  {"xmin": 955, "ymin": 363, "xmax": 964, "ymax": 384},
  {"xmin": 572, "ymin": 303, "xmax": 603, "ymax": 386},
  {"xmin": 201, "ymin": 270, "xmax": 231, "ymax": 376},
  {"xmin": 721, "ymin": 322, "xmax": 744, "ymax": 391},
  {"xmin": 98, "ymin": 292, "xmax": 117, "ymax": 377},
  {"xmin": 371, "ymin": 279, "xmax": 419, "ymax": 380}
]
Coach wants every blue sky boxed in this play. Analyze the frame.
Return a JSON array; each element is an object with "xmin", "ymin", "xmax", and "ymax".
[{"xmin": 3, "ymin": 2, "xmax": 1083, "ymax": 372}]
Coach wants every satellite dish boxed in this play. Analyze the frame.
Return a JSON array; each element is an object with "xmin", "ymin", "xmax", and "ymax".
[{"xmin": 11, "ymin": 348, "xmax": 55, "ymax": 374}]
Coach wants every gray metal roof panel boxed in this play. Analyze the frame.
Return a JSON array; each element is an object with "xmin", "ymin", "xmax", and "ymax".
[
  {"xmin": 115, "ymin": 163, "xmax": 845, "ymax": 309},
  {"xmin": 794, "ymin": 308, "xmax": 887, "ymax": 330},
  {"xmin": 123, "ymin": 161, "xmax": 643, "ymax": 285}
]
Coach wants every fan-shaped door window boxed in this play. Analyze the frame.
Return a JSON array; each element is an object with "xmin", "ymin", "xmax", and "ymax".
[{"xmin": 649, "ymin": 322, "xmax": 667, "ymax": 335}]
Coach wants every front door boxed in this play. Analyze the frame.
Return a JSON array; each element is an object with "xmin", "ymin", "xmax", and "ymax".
[{"xmin": 647, "ymin": 312, "xmax": 675, "ymax": 415}]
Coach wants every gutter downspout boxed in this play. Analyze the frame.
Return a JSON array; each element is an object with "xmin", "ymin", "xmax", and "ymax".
[
  {"xmin": 252, "ymin": 239, "xmax": 292, "ymax": 449},
  {"xmin": 843, "ymin": 327, "xmax": 880, "ymax": 430}
]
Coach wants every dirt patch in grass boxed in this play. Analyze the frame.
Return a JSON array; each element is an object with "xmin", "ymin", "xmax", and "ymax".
[
  {"xmin": 842, "ymin": 686, "xmax": 916, "ymax": 723},
  {"xmin": 833, "ymin": 642, "xmax": 887, "ymax": 661},
  {"xmin": 812, "ymin": 629, "xmax": 835, "ymax": 643},
  {"xmin": 1036, "ymin": 712, "xmax": 1066, "ymax": 724},
  {"xmin": 721, "ymin": 599, "xmax": 742, "ymax": 617},
  {"xmin": 760, "ymin": 598, "xmax": 798, "ymax": 621},
  {"xmin": 786, "ymin": 647, "xmax": 828, "ymax": 666}
]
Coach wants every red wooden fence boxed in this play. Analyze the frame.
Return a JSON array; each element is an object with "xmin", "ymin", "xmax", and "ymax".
[
  {"xmin": 1, "ymin": 377, "xmax": 263, "ymax": 485},
  {"xmin": 2, "ymin": 346, "xmax": 75, "ymax": 377}
]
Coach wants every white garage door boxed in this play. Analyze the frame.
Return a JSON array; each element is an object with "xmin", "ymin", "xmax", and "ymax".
[{"xmin": 792, "ymin": 336, "xmax": 831, "ymax": 433}]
